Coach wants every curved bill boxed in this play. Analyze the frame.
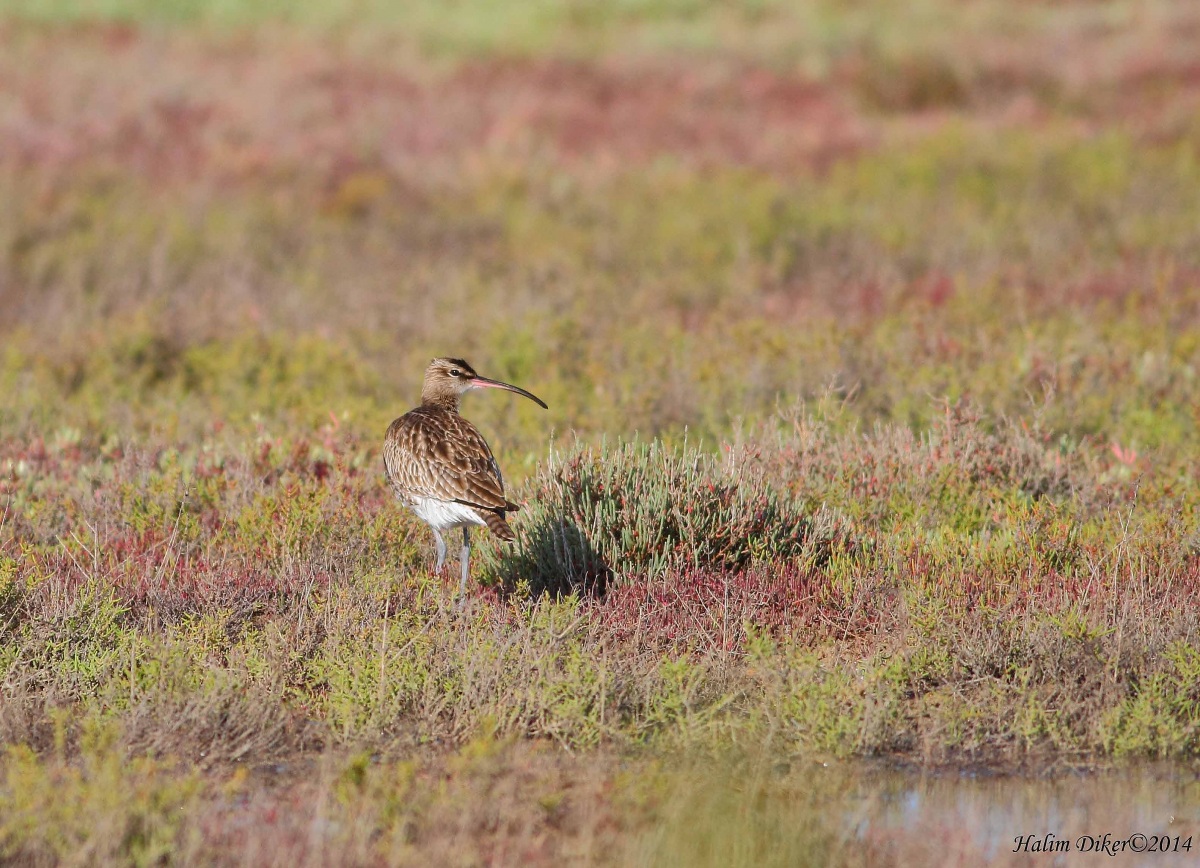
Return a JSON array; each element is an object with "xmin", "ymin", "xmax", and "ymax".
[{"xmin": 471, "ymin": 375, "xmax": 549, "ymax": 409}]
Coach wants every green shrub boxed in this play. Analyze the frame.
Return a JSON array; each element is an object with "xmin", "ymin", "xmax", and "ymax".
[{"xmin": 487, "ymin": 440, "xmax": 849, "ymax": 595}]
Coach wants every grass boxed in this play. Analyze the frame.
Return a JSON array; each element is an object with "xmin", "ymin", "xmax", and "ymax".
[
  {"xmin": 2, "ymin": 0, "xmax": 1200, "ymax": 863},
  {"xmin": 1, "ymin": 0, "xmax": 1176, "ymax": 65},
  {"xmin": 5, "ymin": 410, "xmax": 1197, "ymax": 758}
]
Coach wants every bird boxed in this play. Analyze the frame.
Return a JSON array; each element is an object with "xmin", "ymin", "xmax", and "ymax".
[{"xmin": 383, "ymin": 357, "xmax": 547, "ymax": 595}]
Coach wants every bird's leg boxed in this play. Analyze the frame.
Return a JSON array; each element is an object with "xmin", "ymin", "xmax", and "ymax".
[
  {"xmin": 459, "ymin": 526, "xmax": 471, "ymax": 597},
  {"xmin": 432, "ymin": 528, "xmax": 447, "ymax": 572}
]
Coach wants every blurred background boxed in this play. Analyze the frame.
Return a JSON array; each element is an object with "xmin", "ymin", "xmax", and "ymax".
[{"xmin": 1, "ymin": 0, "xmax": 1198, "ymax": 462}]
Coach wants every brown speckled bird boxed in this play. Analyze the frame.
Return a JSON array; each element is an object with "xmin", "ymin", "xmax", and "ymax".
[{"xmin": 383, "ymin": 357, "xmax": 547, "ymax": 594}]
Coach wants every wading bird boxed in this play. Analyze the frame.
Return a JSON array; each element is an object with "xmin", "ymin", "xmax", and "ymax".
[{"xmin": 383, "ymin": 357, "xmax": 547, "ymax": 595}]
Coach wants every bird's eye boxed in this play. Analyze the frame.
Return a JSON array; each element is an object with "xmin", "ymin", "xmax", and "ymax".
[{"xmin": 449, "ymin": 369, "xmax": 461, "ymax": 377}]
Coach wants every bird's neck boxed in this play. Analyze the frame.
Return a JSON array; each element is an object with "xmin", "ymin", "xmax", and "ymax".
[{"xmin": 420, "ymin": 390, "xmax": 461, "ymax": 412}]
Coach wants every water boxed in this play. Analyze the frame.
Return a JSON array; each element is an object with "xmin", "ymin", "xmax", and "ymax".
[
  {"xmin": 634, "ymin": 760, "xmax": 1200, "ymax": 867},
  {"xmin": 840, "ymin": 763, "xmax": 1200, "ymax": 866}
]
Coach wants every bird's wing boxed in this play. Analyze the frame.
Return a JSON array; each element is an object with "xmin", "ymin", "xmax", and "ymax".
[{"xmin": 384, "ymin": 408, "xmax": 509, "ymax": 509}]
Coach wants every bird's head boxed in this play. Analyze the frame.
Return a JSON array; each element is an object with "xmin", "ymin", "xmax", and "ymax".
[{"xmin": 421, "ymin": 357, "xmax": 548, "ymax": 411}]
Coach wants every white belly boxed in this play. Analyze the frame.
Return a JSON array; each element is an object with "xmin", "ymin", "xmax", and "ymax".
[{"xmin": 410, "ymin": 496, "xmax": 487, "ymax": 531}]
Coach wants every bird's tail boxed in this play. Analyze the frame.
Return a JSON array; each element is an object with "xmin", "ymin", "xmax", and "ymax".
[{"xmin": 481, "ymin": 509, "xmax": 517, "ymax": 541}]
